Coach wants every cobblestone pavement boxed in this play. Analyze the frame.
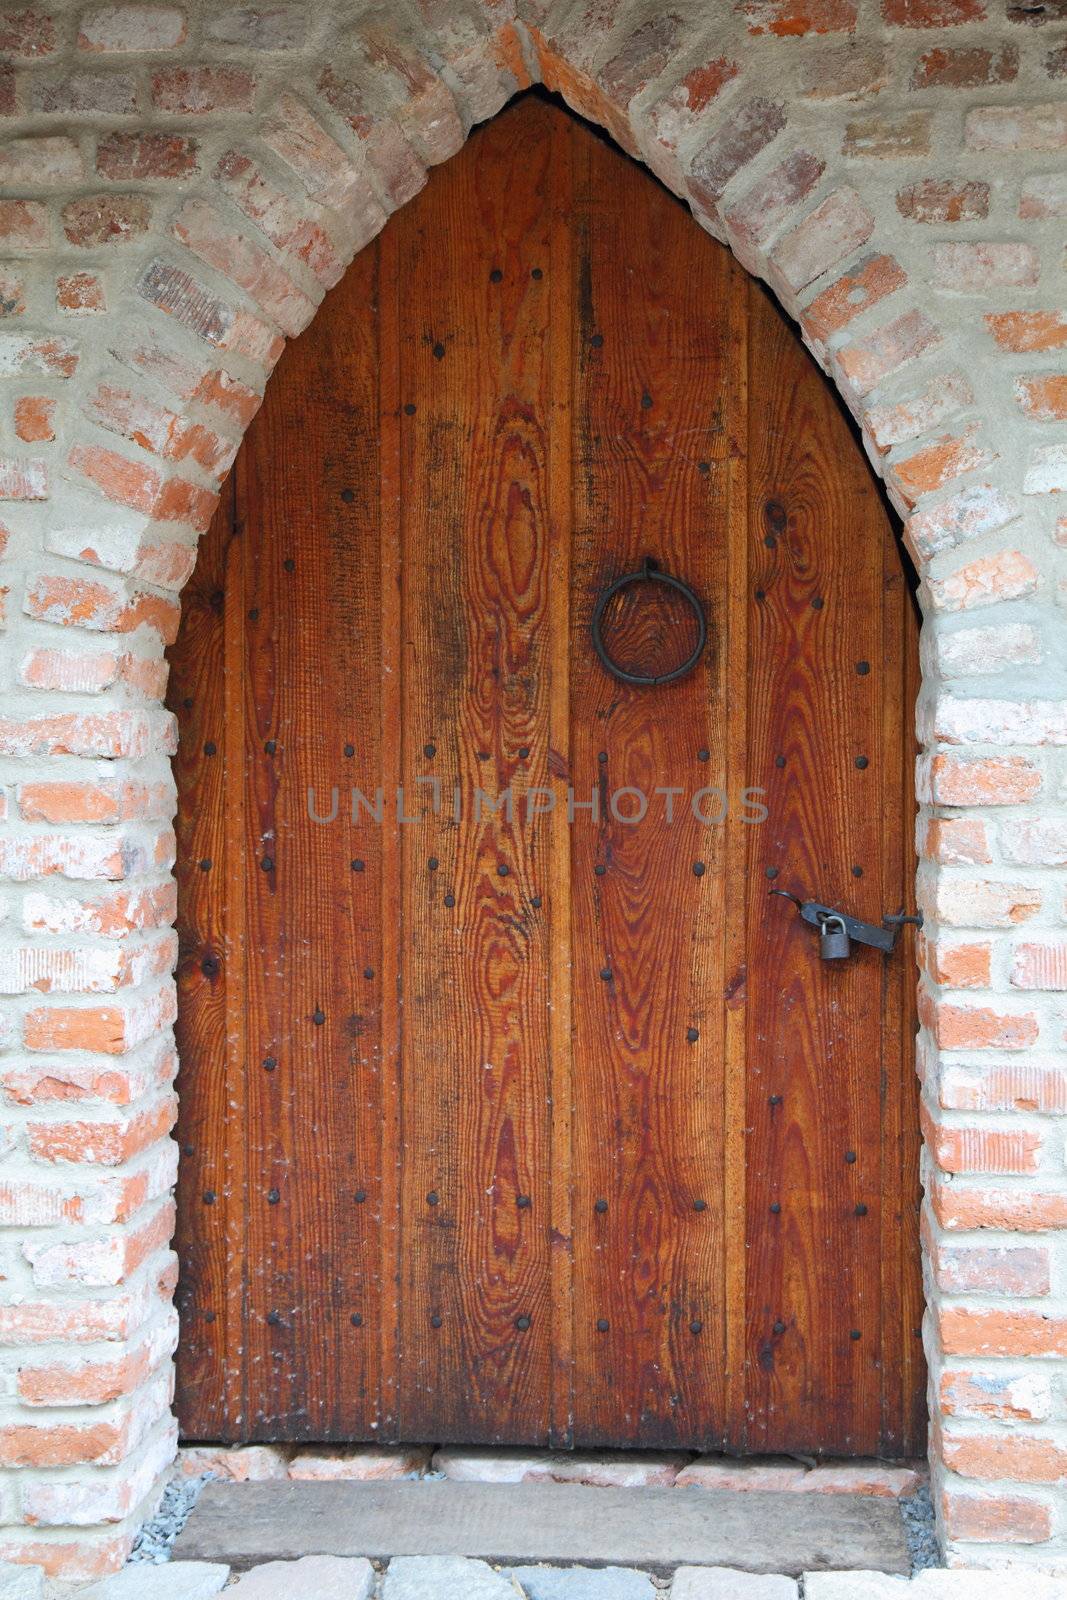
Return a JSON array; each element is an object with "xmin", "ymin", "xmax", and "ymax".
[{"xmin": 27, "ymin": 1556, "xmax": 1067, "ymax": 1600}]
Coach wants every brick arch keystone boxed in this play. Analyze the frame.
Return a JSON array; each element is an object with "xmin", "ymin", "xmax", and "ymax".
[{"xmin": 0, "ymin": 0, "xmax": 1065, "ymax": 1580}]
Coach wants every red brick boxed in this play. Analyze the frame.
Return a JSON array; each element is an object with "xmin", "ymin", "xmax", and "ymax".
[
  {"xmin": 0, "ymin": 133, "xmax": 81, "ymax": 184},
  {"xmin": 15, "ymin": 777, "xmax": 160, "ymax": 824},
  {"xmin": 96, "ymin": 131, "xmax": 198, "ymax": 180},
  {"xmin": 896, "ymin": 178, "xmax": 989, "ymax": 223},
  {"xmin": 57, "ymin": 271, "xmax": 106, "ymax": 314},
  {"xmin": 596, "ymin": 12, "xmax": 683, "ymax": 108},
  {"xmin": 933, "ymin": 241, "xmax": 1039, "ymax": 291},
  {"xmin": 0, "ymin": 830, "xmax": 158, "ymax": 882},
  {"xmin": 88, "ymin": 383, "xmax": 236, "ymax": 476},
  {"xmin": 0, "ymin": 713, "xmax": 156, "ymax": 761},
  {"xmin": 25, "ymin": 571, "xmax": 181, "ymax": 643},
  {"xmin": 151, "ymin": 65, "xmax": 256, "ymax": 114},
  {"xmin": 261, "ymin": 92, "xmax": 367, "ymax": 212},
  {"xmin": 67, "ymin": 443, "xmax": 217, "ymax": 532},
  {"xmin": 842, "ymin": 110, "xmax": 931, "ymax": 158},
  {"xmin": 213, "ymin": 149, "xmax": 345, "ymax": 288},
  {"xmin": 0, "ymin": 8, "xmax": 56, "ymax": 56},
  {"xmin": 921, "ymin": 1102, "xmax": 1041, "ymax": 1174},
  {"xmin": 314, "ymin": 65, "xmax": 428, "ymax": 208},
  {"xmin": 17, "ymin": 647, "xmax": 120, "ymax": 693},
  {"xmin": 905, "ymin": 484, "xmax": 1018, "ymax": 560},
  {"xmin": 723, "ymin": 150, "xmax": 825, "ymax": 266},
  {"xmin": 1012, "ymin": 941, "xmax": 1067, "ymax": 990},
  {"xmin": 1014, "ymin": 374, "xmax": 1067, "ymax": 419},
  {"xmin": 912, "ymin": 45, "xmax": 1017, "ymax": 86},
  {"xmin": 941, "ymin": 1059, "xmax": 1067, "ymax": 1114},
  {"xmin": 942, "ymin": 1432, "xmax": 1067, "ymax": 1486},
  {"xmin": 0, "ymin": 1536, "xmax": 133, "ymax": 1584},
  {"xmin": 802, "ymin": 253, "xmax": 907, "ymax": 346},
  {"xmin": 0, "ymin": 199, "xmax": 49, "ymax": 251},
  {"xmin": 941, "ymin": 1368, "xmax": 1050, "ymax": 1421},
  {"xmin": 865, "ymin": 371, "xmax": 973, "ymax": 452},
  {"xmin": 121, "ymin": 651, "xmax": 169, "ymax": 699},
  {"xmin": 927, "ymin": 548, "xmax": 1038, "ymax": 611},
  {"xmin": 921, "ymin": 994, "xmax": 1039, "ymax": 1050},
  {"xmin": 967, "ymin": 103, "xmax": 1067, "ymax": 152},
  {"xmin": 18, "ymin": 1343, "xmax": 160, "ymax": 1406},
  {"xmin": 922, "ymin": 817, "xmax": 990, "ymax": 865},
  {"xmin": 687, "ymin": 98, "xmax": 788, "ymax": 213},
  {"xmin": 78, "ymin": 5, "xmax": 186, "ymax": 52},
  {"xmin": 1, "ymin": 1045, "xmax": 174, "ymax": 1108},
  {"xmin": 22, "ymin": 882, "xmax": 177, "ymax": 939},
  {"xmin": 135, "ymin": 259, "xmax": 283, "ymax": 368},
  {"xmin": 920, "ymin": 937, "xmax": 990, "ymax": 988},
  {"xmin": 891, "ymin": 427, "xmax": 996, "ymax": 508},
  {"xmin": 942, "ymin": 1489, "xmax": 1050, "ymax": 1544},
  {"xmin": 170, "ymin": 197, "xmax": 315, "ymax": 337},
  {"xmin": 771, "ymin": 186, "xmax": 875, "ymax": 292},
  {"xmin": 1046, "ymin": 42, "xmax": 1067, "ymax": 77},
  {"xmin": 883, "ymin": 0, "xmax": 985, "ymax": 23},
  {"xmin": 196, "ymin": 369, "xmax": 263, "ymax": 427},
  {"xmin": 24, "ymin": 987, "xmax": 177, "ymax": 1055},
  {"xmin": 836, "ymin": 307, "xmax": 942, "ymax": 396},
  {"xmin": 31, "ymin": 70, "xmax": 138, "ymax": 115},
  {"xmin": 935, "ymin": 1243, "xmax": 1050, "ymax": 1296},
  {"xmin": 13, "ymin": 396, "xmax": 54, "ymax": 443},
  {"xmin": 0, "ymin": 1420, "xmax": 131, "ymax": 1470},
  {"xmin": 28, "ymin": 1094, "xmax": 177, "ymax": 1165},
  {"xmin": 932, "ymin": 1179, "xmax": 1067, "ymax": 1231},
  {"xmin": 739, "ymin": 0, "xmax": 857, "ymax": 34},
  {"xmin": 62, "ymin": 194, "xmax": 151, "ymax": 248}
]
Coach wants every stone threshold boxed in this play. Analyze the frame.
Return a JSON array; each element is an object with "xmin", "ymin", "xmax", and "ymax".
[
  {"xmin": 178, "ymin": 1443, "xmax": 925, "ymax": 1499},
  {"xmin": 172, "ymin": 1479, "xmax": 911, "ymax": 1576}
]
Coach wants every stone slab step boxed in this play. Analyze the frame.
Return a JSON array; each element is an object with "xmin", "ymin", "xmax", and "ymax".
[{"xmin": 173, "ymin": 1480, "xmax": 909, "ymax": 1577}]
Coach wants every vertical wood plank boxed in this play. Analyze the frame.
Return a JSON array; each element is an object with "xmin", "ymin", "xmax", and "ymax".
[
  {"xmin": 395, "ymin": 97, "xmax": 558, "ymax": 1442},
  {"xmin": 878, "ymin": 538, "xmax": 925, "ymax": 1457},
  {"xmin": 568, "ymin": 127, "xmax": 733, "ymax": 1449},
  {"xmin": 742, "ymin": 279, "xmax": 894, "ymax": 1456},
  {"xmin": 171, "ymin": 478, "xmax": 237, "ymax": 1436},
  {"xmin": 546, "ymin": 110, "xmax": 576, "ymax": 1450},
  {"xmin": 231, "ymin": 243, "xmax": 386, "ymax": 1439},
  {"xmin": 377, "ymin": 211, "xmax": 404, "ymax": 1445}
]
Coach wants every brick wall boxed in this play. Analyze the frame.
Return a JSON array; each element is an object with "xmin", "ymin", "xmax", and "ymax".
[{"xmin": 0, "ymin": 0, "xmax": 1063, "ymax": 1579}]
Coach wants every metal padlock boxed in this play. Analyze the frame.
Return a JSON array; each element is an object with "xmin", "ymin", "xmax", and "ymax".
[{"xmin": 819, "ymin": 914, "xmax": 850, "ymax": 960}]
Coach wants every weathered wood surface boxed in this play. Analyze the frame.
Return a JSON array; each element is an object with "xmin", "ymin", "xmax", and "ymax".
[
  {"xmin": 175, "ymin": 1481, "xmax": 911, "ymax": 1575},
  {"xmin": 169, "ymin": 93, "xmax": 923, "ymax": 1454}
]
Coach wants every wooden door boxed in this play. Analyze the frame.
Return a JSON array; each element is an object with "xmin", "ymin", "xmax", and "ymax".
[{"xmin": 169, "ymin": 94, "xmax": 924, "ymax": 1457}]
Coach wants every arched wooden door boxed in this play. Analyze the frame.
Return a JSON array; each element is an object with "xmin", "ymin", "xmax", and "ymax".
[{"xmin": 169, "ymin": 94, "xmax": 924, "ymax": 1458}]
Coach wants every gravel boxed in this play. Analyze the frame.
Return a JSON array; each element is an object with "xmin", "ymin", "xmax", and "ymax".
[
  {"xmin": 900, "ymin": 1484, "xmax": 939, "ymax": 1574},
  {"xmin": 129, "ymin": 1475, "xmax": 215, "ymax": 1565}
]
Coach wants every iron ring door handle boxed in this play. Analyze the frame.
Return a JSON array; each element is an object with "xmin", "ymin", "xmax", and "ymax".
[{"xmin": 591, "ymin": 556, "xmax": 708, "ymax": 687}]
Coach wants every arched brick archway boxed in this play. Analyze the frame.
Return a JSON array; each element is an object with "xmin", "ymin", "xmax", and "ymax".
[{"xmin": 0, "ymin": 1, "xmax": 1064, "ymax": 1579}]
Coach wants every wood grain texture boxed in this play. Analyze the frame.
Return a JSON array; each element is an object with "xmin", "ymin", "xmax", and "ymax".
[
  {"xmin": 169, "ymin": 475, "xmax": 235, "ymax": 1432},
  {"xmin": 741, "ymin": 278, "xmax": 922, "ymax": 1456},
  {"xmin": 567, "ymin": 120, "xmax": 732, "ymax": 1449},
  {"xmin": 395, "ymin": 97, "xmax": 558, "ymax": 1443},
  {"xmin": 171, "ymin": 93, "xmax": 923, "ymax": 1456}
]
